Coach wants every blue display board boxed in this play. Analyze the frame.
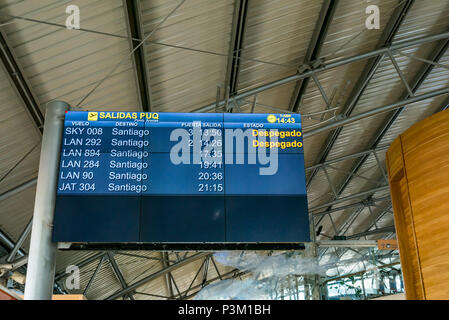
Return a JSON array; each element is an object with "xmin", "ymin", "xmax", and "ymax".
[{"xmin": 53, "ymin": 111, "xmax": 310, "ymax": 246}]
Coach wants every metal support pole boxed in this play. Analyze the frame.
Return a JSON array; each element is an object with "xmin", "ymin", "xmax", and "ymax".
[
  {"xmin": 361, "ymin": 274, "xmax": 366, "ymax": 300},
  {"xmin": 304, "ymin": 242, "xmax": 320, "ymax": 300},
  {"xmin": 107, "ymin": 252, "xmax": 134, "ymax": 300},
  {"xmin": 373, "ymin": 151, "xmax": 388, "ymax": 183},
  {"xmin": 312, "ymin": 73, "xmax": 331, "ymax": 107},
  {"xmin": 0, "ymin": 230, "xmax": 26, "ymax": 259},
  {"xmin": 328, "ymin": 213, "xmax": 338, "ymax": 235},
  {"xmin": 387, "ymin": 50, "xmax": 414, "ymax": 97},
  {"xmin": 312, "ymin": 195, "xmax": 390, "ymax": 218},
  {"xmin": 250, "ymin": 95, "xmax": 257, "ymax": 113},
  {"xmin": 6, "ymin": 218, "xmax": 32, "ymax": 263},
  {"xmin": 322, "ymin": 282, "xmax": 329, "ymax": 300},
  {"xmin": 303, "ymin": 87, "xmax": 449, "ymax": 138},
  {"xmin": 24, "ymin": 100, "xmax": 69, "ymax": 300},
  {"xmin": 310, "ymin": 185, "xmax": 389, "ymax": 211},
  {"xmin": 322, "ymin": 166, "xmax": 338, "ymax": 198},
  {"xmin": 161, "ymin": 252, "xmax": 174, "ymax": 298},
  {"xmin": 84, "ymin": 254, "xmax": 106, "ymax": 296},
  {"xmin": 306, "ymin": 145, "xmax": 389, "ymax": 171},
  {"xmin": 0, "ymin": 177, "xmax": 37, "ymax": 202},
  {"xmin": 317, "ymin": 240, "xmax": 378, "ymax": 248},
  {"xmin": 305, "ymin": 181, "xmax": 321, "ymax": 300},
  {"xmin": 107, "ymin": 252, "xmax": 210, "ymax": 300},
  {"xmin": 194, "ymin": 31, "xmax": 449, "ymax": 113}
]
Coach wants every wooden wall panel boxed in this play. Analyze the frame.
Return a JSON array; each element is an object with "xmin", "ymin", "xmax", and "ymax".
[{"xmin": 386, "ymin": 109, "xmax": 449, "ymax": 300}]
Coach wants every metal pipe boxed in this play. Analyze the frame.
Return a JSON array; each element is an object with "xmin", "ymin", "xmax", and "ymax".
[
  {"xmin": 361, "ymin": 274, "xmax": 366, "ymax": 299},
  {"xmin": 0, "ymin": 231, "xmax": 15, "ymax": 252},
  {"xmin": 317, "ymin": 240, "xmax": 378, "ymax": 248},
  {"xmin": 312, "ymin": 72, "xmax": 331, "ymax": 106},
  {"xmin": 54, "ymin": 252, "xmax": 104, "ymax": 281},
  {"xmin": 310, "ymin": 186, "xmax": 390, "ymax": 212},
  {"xmin": 225, "ymin": 0, "xmax": 249, "ymax": 97},
  {"xmin": 24, "ymin": 100, "xmax": 69, "ymax": 300},
  {"xmin": 314, "ymin": 201, "xmax": 363, "ymax": 217},
  {"xmin": 174, "ymin": 269, "xmax": 249, "ymax": 300},
  {"xmin": 315, "ymin": 38, "xmax": 449, "ymax": 215},
  {"xmin": 83, "ymin": 254, "xmax": 105, "ymax": 296},
  {"xmin": 323, "ymin": 261, "xmax": 401, "ymax": 284},
  {"xmin": 161, "ymin": 252, "xmax": 173, "ymax": 297},
  {"xmin": 346, "ymin": 226, "xmax": 395, "ymax": 240},
  {"xmin": 106, "ymin": 252, "xmax": 210, "ymax": 300},
  {"xmin": 322, "ymin": 166, "xmax": 338, "ymax": 197},
  {"xmin": 0, "ymin": 30, "xmax": 43, "ymax": 134},
  {"xmin": 107, "ymin": 252, "xmax": 127, "ymax": 289},
  {"xmin": 0, "ymin": 231, "xmax": 27, "ymax": 261},
  {"xmin": 313, "ymin": 195, "xmax": 391, "ymax": 218},
  {"xmin": 123, "ymin": 0, "xmax": 153, "ymax": 112},
  {"xmin": 340, "ymin": 206, "xmax": 366, "ymax": 236},
  {"xmin": 373, "ymin": 151, "xmax": 388, "ymax": 182},
  {"xmin": 304, "ymin": 54, "xmax": 385, "ymax": 188},
  {"xmin": 320, "ymin": 251, "xmax": 398, "ymax": 269},
  {"xmin": 6, "ymin": 219, "xmax": 32, "ymax": 263},
  {"xmin": 304, "ymin": 87, "xmax": 449, "ymax": 138},
  {"xmin": 306, "ymin": 146, "xmax": 389, "ymax": 171},
  {"xmin": 0, "ymin": 178, "xmax": 37, "ymax": 202},
  {"xmin": 0, "ymin": 256, "xmax": 28, "ymax": 271},
  {"xmin": 290, "ymin": 0, "xmax": 339, "ymax": 112},
  {"xmin": 107, "ymin": 252, "xmax": 133, "ymax": 300},
  {"xmin": 194, "ymin": 31, "xmax": 449, "ymax": 113},
  {"xmin": 387, "ymin": 50, "xmax": 414, "ymax": 96}
]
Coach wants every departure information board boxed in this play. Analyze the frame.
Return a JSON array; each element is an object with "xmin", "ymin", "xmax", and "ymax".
[{"xmin": 53, "ymin": 111, "xmax": 310, "ymax": 247}]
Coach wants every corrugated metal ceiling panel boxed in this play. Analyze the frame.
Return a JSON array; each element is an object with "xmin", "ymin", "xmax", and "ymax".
[
  {"xmin": 301, "ymin": 0, "xmax": 399, "ymax": 203},
  {"xmin": 316, "ymin": 1, "xmax": 449, "ymax": 209},
  {"xmin": 238, "ymin": 0, "xmax": 323, "ymax": 91},
  {"xmin": 237, "ymin": 0, "xmax": 323, "ymax": 111},
  {"xmin": 2, "ymin": 0, "xmax": 448, "ymax": 299},
  {"xmin": 320, "ymin": 0, "xmax": 398, "ymax": 60},
  {"xmin": 393, "ymin": 0, "xmax": 449, "ymax": 42},
  {"xmin": 379, "ymin": 49, "xmax": 449, "ymax": 146},
  {"xmin": 0, "ymin": 185, "xmax": 35, "ymax": 246},
  {"xmin": 312, "ymin": 43, "xmax": 436, "ymax": 210},
  {"xmin": 140, "ymin": 0, "xmax": 234, "ymax": 112},
  {"xmin": 1, "ymin": 0, "xmax": 140, "ymax": 111},
  {"xmin": 0, "ymin": 63, "xmax": 40, "ymax": 194}
]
